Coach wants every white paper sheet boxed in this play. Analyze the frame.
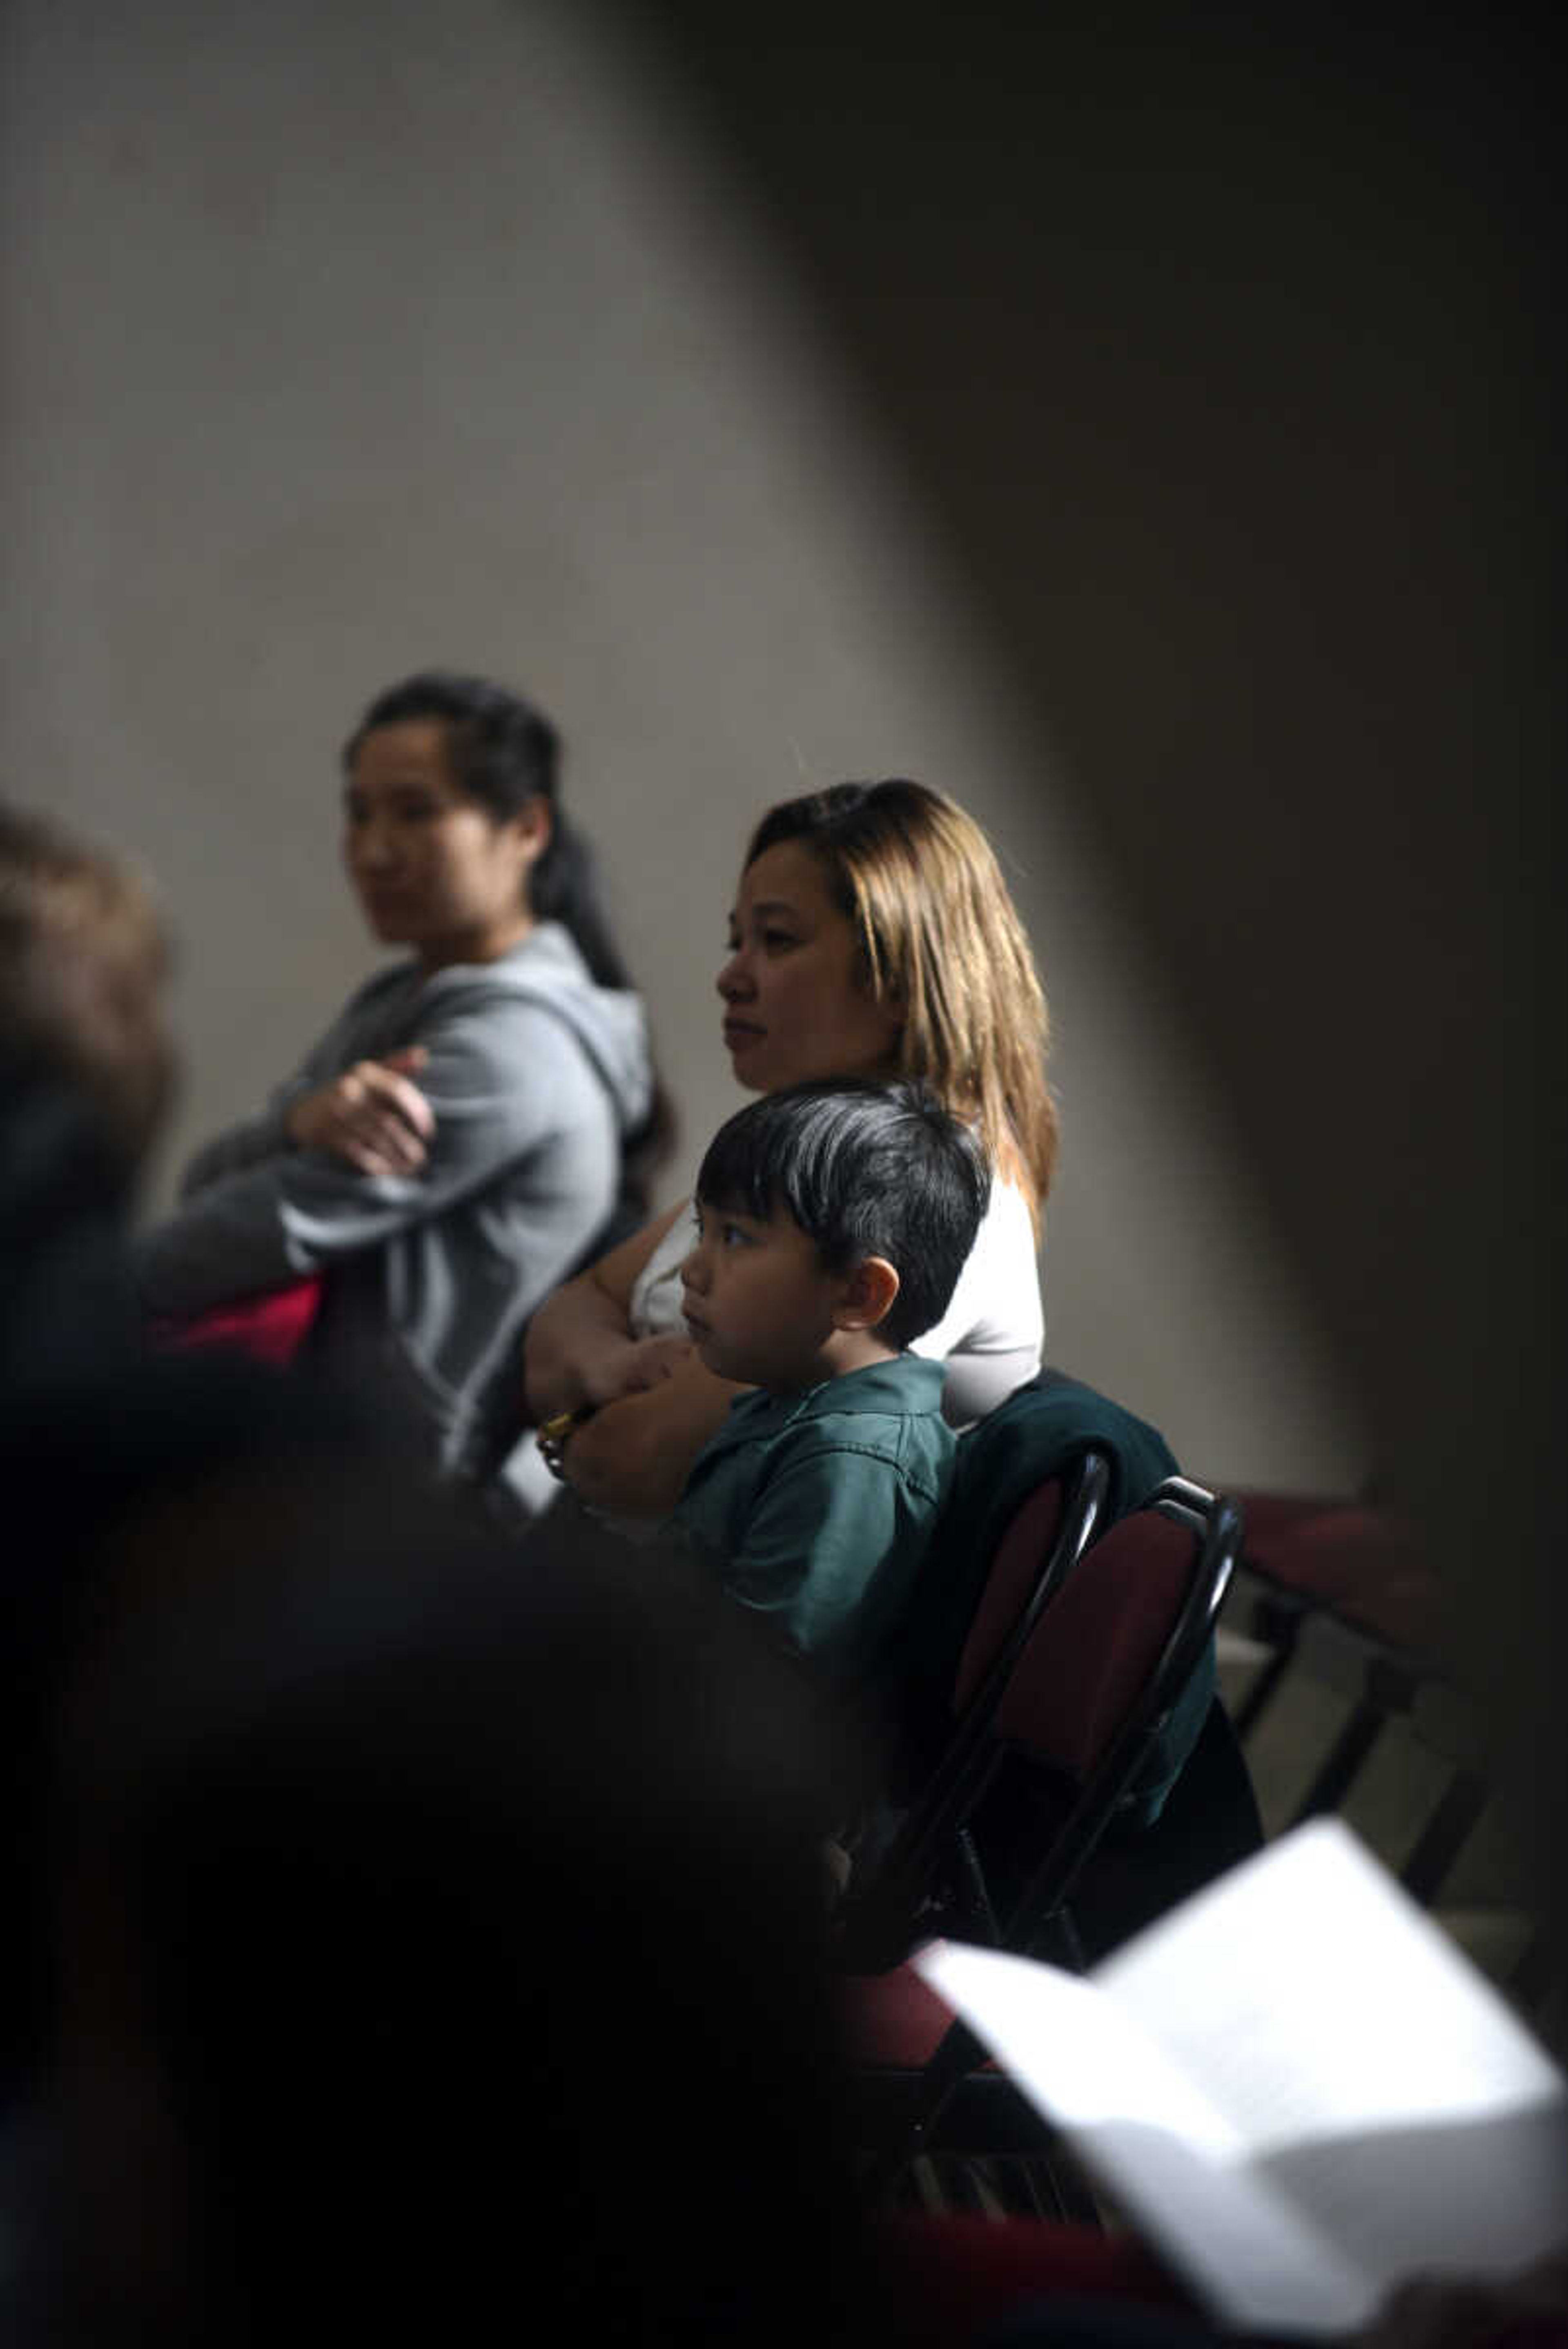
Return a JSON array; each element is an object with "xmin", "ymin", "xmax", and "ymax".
[{"xmin": 913, "ymin": 1821, "xmax": 1568, "ymax": 2334}]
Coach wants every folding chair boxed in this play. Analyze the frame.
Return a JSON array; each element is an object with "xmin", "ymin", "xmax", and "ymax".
[
  {"xmin": 1224, "ymin": 1493, "xmax": 1432, "ymax": 1746},
  {"xmin": 848, "ymin": 1478, "xmax": 1247, "ymax": 2200},
  {"xmin": 1221, "ymin": 1492, "xmax": 1555, "ymax": 2019},
  {"xmin": 1221, "ymin": 1493, "xmax": 1467, "ymax": 1883},
  {"xmin": 839, "ymin": 1367, "xmax": 1180, "ymax": 1973},
  {"xmin": 837, "ymin": 1449, "xmax": 1112, "ymax": 1971}
]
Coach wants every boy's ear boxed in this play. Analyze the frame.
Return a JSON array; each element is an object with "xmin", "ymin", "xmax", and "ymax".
[{"xmin": 833, "ymin": 1255, "xmax": 900, "ymax": 1334}]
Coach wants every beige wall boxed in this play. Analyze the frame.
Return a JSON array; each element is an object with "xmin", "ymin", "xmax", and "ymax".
[{"xmin": 0, "ymin": 0, "xmax": 1361, "ymax": 1492}]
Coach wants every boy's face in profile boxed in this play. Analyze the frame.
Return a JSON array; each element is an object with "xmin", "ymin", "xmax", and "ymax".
[{"xmin": 680, "ymin": 1198, "xmax": 868, "ymax": 1392}]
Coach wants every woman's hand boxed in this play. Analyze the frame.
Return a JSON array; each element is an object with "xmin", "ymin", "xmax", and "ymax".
[
  {"xmin": 523, "ymin": 1200, "xmax": 689, "ymax": 1419},
  {"xmin": 592, "ymin": 1331, "xmax": 696, "ymax": 1403},
  {"xmin": 561, "ymin": 1356, "xmax": 746, "ymax": 1519},
  {"xmin": 284, "ymin": 1046, "xmax": 434, "ymax": 1177}
]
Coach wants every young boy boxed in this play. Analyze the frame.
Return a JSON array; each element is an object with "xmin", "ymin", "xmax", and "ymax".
[{"xmin": 669, "ymin": 1077, "xmax": 990, "ymax": 1682}]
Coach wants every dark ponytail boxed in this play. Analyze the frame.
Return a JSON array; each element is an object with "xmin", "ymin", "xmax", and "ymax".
[
  {"xmin": 526, "ymin": 809, "xmax": 634, "ymax": 992},
  {"xmin": 343, "ymin": 671, "xmax": 674, "ymax": 1216}
]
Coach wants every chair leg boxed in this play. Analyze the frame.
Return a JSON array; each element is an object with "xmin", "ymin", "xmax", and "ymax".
[
  {"xmin": 954, "ymin": 1824, "xmax": 1002, "ymax": 1946},
  {"xmin": 861, "ymin": 2016, "xmax": 993, "ymax": 2202},
  {"xmin": 1012, "ymin": 1900, "xmax": 1088, "ymax": 1975},
  {"xmin": 1021, "ymin": 2140, "xmax": 1106, "ymax": 2228},
  {"xmin": 1400, "ymin": 1767, "xmax": 1490, "ymax": 1906},
  {"xmin": 1231, "ymin": 1641, "xmax": 1297, "ymax": 1742},
  {"xmin": 1510, "ymin": 1924, "xmax": 1559, "ymax": 2018},
  {"xmin": 1288, "ymin": 1696, "xmax": 1387, "ymax": 1824}
]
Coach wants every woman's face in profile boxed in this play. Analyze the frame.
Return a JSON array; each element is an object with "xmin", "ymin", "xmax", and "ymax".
[{"xmin": 715, "ymin": 840, "xmax": 904, "ymax": 1095}]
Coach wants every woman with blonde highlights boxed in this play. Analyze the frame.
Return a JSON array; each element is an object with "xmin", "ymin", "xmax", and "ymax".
[
  {"xmin": 744, "ymin": 782, "xmax": 1056, "ymax": 1220},
  {"xmin": 524, "ymin": 779, "xmax": 1055, "ymax": 1519}
]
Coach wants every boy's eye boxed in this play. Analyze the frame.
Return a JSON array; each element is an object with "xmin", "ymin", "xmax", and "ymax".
[
  {"xmin": 760, "ymin": 927, "xmax": 797, "ymax": 953},
  {"xmin": 720, "ymin": 1221, "xmax": 754, "ymax": 1249}
]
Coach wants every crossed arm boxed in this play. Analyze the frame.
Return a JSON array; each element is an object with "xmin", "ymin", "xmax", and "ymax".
[
  {"xmin": 138, "ymin": 1002, "xmax": 610, "ymax": 1321},
  {"xmin": 523, "ymin": 1200, "xmax": 746, "ymax": 1519}
]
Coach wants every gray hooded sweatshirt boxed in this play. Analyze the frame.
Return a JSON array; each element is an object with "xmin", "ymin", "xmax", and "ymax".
[{"xmin": 134, "ymin": 923, "xmax": 652, "ymax": 1478}]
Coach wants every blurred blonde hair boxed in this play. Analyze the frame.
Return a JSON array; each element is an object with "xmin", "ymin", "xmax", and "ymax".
[{"xmin": 744, "ymin": 781, "xmax": 1057, "ymax": 1222}]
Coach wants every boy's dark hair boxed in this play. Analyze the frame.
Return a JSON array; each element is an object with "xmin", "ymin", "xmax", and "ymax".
[{"xmin": 695, "ymin": 1078, "xmax": 990, "ymax": 1349}]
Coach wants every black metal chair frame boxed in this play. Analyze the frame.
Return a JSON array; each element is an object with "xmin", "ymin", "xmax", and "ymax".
[
  {"xmin": 1222, "ymin": 1516, "xmax": 1556, "ymax": 2017},
  {"xmin": 860, "ymin": 1476, "xmax": 1243, "ymax": 2198},
  {"xmin": 837, "ymin": 1449, "xmax": 1112, "ymax": 1970}
]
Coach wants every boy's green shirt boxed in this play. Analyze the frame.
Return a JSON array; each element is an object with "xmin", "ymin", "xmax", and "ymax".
[{"xmin": 670, "ymin": 1354, "xmax": 954, "ymax": 1677}]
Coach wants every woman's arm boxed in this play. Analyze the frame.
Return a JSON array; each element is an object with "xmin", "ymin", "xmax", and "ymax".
[
  {"xmin": 522, "ymin": 1198, "xmax": 688, "ymax": 1418},
  {"xmin": 174, "ymin": 1004, "xmax": 390, "ymax": 1199},
  {"xmin": 526, "ymin": 1196, "xmax": 749, "ymax": 1516},
  {"xmin": 281, "ymin": 1047, "xmax": 432, "ymax": 1178},
  {"xmin": 178, "ymin": 1084, "xmax": 313, "ymax": 1200},
  {"xmin": 557, "ymin": 1351, "xmax": 746, "ymax": 1519},
  {"xmin": 135, "ymin": 996, "xmax": 602, "ymax": 1320}
]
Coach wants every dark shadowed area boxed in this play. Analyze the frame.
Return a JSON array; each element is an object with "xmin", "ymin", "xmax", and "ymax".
[{"xmin": 608, "ymin": 0, "xmax": 1565, "ymax": 1905}]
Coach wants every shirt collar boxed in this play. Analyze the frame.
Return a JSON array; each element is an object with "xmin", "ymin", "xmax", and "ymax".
[{"xmin": 714, "ymin": 1353, "xmax": 947, "ymax": 1447}]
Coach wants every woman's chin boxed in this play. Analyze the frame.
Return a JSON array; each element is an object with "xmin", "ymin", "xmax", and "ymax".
[
  {"xmin": 726, "ymin": 1042, "xmax": 776, "ymax": 1095},
  {"xmin": 357, "ymin": 902, "xmax": 414, "ymax": 945}
]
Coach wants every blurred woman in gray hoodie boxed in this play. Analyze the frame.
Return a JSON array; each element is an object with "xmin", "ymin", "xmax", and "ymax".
[{"xmin": 135, "ymin": 672, "xmax": 665, "ymax": 1483}]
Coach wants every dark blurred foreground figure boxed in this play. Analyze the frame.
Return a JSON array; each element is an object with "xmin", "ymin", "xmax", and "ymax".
[
  {"xmin": 2, "ymin": 799, "xmax": 182, "ymax": 2106},
  {"xmin": 0, "ymin": 801, "xmax": 174, "ymax": 1169},
  {"xmin": 40, "ymin": 1500, "xmax": 870, "ymax": 2347},
  {"xmin": 0, "ymin": 804, "xmax": 405, "ymax": 2106},
  {"xmin": 0, "ymin": 799, "xmax": 174, "ymax": 1393}
]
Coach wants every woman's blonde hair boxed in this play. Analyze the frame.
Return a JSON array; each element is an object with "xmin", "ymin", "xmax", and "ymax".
[{"xmin": 744, "ymin": 781, "xmax": 1058, "ymax": 1220}]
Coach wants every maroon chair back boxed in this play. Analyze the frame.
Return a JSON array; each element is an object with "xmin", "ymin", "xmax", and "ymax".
[
  {"xmin": 1240, "ymin": 1497, "xmax": 1431, "ymax": 1652},
  {"xmin": 993, "ymin": 1505, "xmax": 1198, "ymax": 1775},
  {"xmin": 951, "ymin": 1477, "xmax": 1068, "ymax": 1715},
  {"xmin": 834, "ymin": 1457, "xmax": 1107, "ymax": 1971},
  {"xmin": 849, "ymin": 1484, "xmax": 1246, "ymax": 2190}
]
